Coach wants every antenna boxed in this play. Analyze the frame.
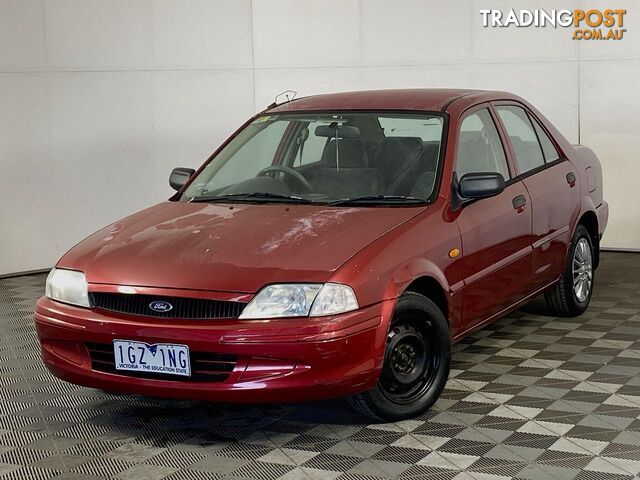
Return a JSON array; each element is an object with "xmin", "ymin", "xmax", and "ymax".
[{"xmin": 275, "ymin": 90, "xmax": 297, "ymax": 106}]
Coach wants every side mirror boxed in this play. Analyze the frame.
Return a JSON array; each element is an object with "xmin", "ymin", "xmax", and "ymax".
[
  {"xmin": 458, "ymin": 172, "xmax": 505, "ymax": 200},
  {"xmin": 169, "ymin": 167, "xmax": 195, "ymax": 191}
]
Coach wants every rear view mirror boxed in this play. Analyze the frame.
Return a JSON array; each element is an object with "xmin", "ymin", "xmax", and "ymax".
[
  {"xmin": 315, "ymin": 124, "xmax": 360, "ymax": 138},
  {"xmin": 169, "ymin": 167, "xmax": 195, "ymax": 191},
  {"xmin": 458, "ymin": 172, "xmax": 505, "ymax": 199}
]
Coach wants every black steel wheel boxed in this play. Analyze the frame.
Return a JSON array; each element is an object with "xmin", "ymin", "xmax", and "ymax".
[
  {"xmin": 348, "ymin": 292, "xmax": 450, "ymax": 421},
  {"xmin": 379, "ymin": 322, "xmax": 438, "ymax": 405}
]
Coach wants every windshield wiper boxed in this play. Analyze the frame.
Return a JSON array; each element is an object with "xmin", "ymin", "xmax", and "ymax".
[
  {"xmin": 189, "ymin": 192, "xmax": 312, "ymax": 204},
  {"xmin": 328, "ymin": 195, "xmax": 428, "ymax": 206}
]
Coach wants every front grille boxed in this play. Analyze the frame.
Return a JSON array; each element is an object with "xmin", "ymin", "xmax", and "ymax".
[
  {"xmin": 90, "ymin": 293, "xmax": 246, "ymax": 319},
  {"xmin": 86, "ymin": 343, "xmax": 236, "ymax": 382}
]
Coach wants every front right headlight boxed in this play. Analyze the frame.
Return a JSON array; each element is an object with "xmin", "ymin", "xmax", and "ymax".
[{"xmin": 45, "ymin": 268, "xmax": 90, "ymax": 308}]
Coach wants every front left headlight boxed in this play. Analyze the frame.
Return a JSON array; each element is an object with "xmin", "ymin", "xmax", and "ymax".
[
  {"xmin": 45, "ymin": 268, "xmax": 90, "ymax": 308},
  {"xmin": 239, "ymin": 283, "xmax": 358, "ymax": 319}
]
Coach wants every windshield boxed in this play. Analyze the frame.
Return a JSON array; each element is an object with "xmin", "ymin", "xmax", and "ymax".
[{"xmin": 180, "ymin": 112, "xmax": 444, "ymax": 205}]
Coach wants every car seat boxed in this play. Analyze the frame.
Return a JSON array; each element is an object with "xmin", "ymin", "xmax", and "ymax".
[{"xmin": 307, "ymin": 138, "xmax": 384, "ymax": 198}]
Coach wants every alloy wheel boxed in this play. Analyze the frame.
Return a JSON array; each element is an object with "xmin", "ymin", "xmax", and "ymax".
[{"xmin": 572, "ymin": 237, "xmax": 593, "ymax": 302}]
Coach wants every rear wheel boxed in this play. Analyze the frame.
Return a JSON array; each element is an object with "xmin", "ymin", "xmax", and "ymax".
[
  {"xmin": 348, "ymin": 292, "xmax": 450, "ymax": 421},
  {"xmin": 544, "ymin": 224, "xmax": 595, "ymax": 317}
]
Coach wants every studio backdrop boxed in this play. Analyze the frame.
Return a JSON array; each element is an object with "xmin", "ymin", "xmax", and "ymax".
[{"xmin": 1, "ymin": 0, "xmax": 638, "ymax": 275}]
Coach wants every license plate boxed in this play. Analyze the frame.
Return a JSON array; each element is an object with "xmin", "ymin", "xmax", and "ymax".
[{"xmin": 113, "ymin": 340, "xmax": 191, "ymax": 377}]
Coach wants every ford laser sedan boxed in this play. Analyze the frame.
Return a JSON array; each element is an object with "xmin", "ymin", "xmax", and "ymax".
[{"xmin": 35, "ymin": 89, "xmax": 608, "ymax": 420}]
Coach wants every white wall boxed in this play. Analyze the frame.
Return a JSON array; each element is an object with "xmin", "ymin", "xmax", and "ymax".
[{"xmin": 1, "ymin": 0, "xmax": 639, "ymax": 275}]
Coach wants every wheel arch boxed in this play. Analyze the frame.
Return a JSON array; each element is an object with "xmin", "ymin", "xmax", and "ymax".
[
  {"xmin": 403, "ymin": 276, "xmax": 449, "ymax": 321},
  {"xmin": 577, "ymin": 209, "xmax": 600, "ymax": 269}
]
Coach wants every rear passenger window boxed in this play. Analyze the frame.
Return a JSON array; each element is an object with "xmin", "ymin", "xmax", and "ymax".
[
  {"xmin": 531, "ymin": 116, "xmax": 560, "ymax": 162},
  {"xmin": 495, "ymin": 106, "xmax": 545, "ymax": 174},
  {"xmin": 456, "ymin": 109, "xmax": 510, "ymax": 180}
]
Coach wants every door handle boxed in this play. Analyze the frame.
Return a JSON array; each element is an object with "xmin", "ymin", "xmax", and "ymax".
[
  {"xmin": 512, "ymin": 195, "xmax": 526, "ymax": 212},
  {"xmin": 566, "ymin": 172, "xmax": 576, "ymax": 187}
]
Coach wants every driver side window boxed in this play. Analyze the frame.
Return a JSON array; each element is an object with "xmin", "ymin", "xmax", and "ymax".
[
  {"xmin": 456, "ymin": 109, "xmax": 510, "ymax": 180},
  {"xmin": 204, "ymin": 120, "xmax": 288, "ymax": 191},
  {"xmin": 292, "ymin": 122, "xmax": 329, "ymax": 167}
]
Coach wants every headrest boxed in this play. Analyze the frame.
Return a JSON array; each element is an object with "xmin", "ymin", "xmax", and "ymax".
[
  {"xmin": 457, "ymin": 137, "xmax": 491, "ymax": 174},
  {"xmin": 378, "ymin": 137, "xmax": 423, "ymax": 160},
  {"xmin": 321, "ymin": 138, "xmax": 367, "ymax": 168}
]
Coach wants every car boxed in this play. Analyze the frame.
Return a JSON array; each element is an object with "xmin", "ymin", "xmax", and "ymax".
[{"xmin": 34, "ymin": 89, "xmax": 608, "ymax": 420}]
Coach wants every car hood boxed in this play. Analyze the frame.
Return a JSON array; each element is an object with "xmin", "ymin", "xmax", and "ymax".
[{"xmin": 58, "ymin": 201, "xmax": 426, "ymax": 293}]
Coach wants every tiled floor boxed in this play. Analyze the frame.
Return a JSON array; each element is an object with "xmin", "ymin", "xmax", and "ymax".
[{"xmin": 1, "ymin": 252, "xmax": 640, "ymax": 480}]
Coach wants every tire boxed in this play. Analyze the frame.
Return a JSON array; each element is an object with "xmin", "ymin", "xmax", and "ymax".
[
  {"xmin": 348, "ymin": 292, "xmax": 450, "ymax": 421},
  {"xmin": 544, "ymin": 224, "xmax": 595, "ymax": 317}
]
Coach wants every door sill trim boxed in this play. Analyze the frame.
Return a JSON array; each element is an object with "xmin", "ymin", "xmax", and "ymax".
[{"xmin": 452, "ymin": 277, "xmax": 560, "ymax": 343}]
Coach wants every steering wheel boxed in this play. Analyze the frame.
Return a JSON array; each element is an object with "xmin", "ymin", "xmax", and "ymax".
[{"xmin": 257, "ymin": 165, "xmax": 313, "ymax": 193}]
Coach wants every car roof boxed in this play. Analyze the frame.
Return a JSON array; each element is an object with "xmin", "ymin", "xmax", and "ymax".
[{"xmin": 265, "ymin": 88, "xmax": 521, "ymax": 114}]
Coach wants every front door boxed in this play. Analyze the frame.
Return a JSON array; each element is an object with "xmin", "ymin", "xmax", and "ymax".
[{"xmin": 454, "ymin": 106, "xmax": 533, "ymax": 332}]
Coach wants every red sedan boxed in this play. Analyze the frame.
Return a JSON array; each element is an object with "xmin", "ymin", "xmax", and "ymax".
[{"xmin": 35, "ymin": 89, "xmax": 608, "ymax": 420}]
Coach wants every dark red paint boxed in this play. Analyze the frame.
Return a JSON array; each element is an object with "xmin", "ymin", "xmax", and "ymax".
[{"xmin": 35, "ymin": 89, "xmax": 608, "ymax": 402}]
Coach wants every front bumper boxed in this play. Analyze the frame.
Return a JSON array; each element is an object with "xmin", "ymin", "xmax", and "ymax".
[{"xmin": 34, "ymin": 297, "xmax": 395, "ymax": 403}]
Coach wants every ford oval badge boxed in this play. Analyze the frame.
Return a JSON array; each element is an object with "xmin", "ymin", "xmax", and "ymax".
[{"xmin": 149, "ymin": 301, "xmax": 173, "ymax": 313}]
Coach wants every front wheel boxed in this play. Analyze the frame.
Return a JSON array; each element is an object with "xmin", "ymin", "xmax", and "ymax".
[
  {"xmin": 348, "ymin": 292, "xmax": 450, "ymax": 421},
  {"xmin": 544, "ymin": 224, "xmax": 595, "ymax": 317}
]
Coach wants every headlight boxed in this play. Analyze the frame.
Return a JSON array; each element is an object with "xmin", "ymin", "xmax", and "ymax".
[
  {"xmin": 239, "ymin": 283, "xmax": 358, "ymax": 319},
  {"xmin": 309, "ymin": 283, "xmax": 359, "ymax": 317},
  {"xmin": 45, "ymin": 268, "xmax": 90, "ymax": 308}
]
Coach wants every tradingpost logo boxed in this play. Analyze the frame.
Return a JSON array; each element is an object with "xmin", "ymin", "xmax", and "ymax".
[{"xmin": 480, "ymin": 9, "xmax": 627, "ymax": 40}]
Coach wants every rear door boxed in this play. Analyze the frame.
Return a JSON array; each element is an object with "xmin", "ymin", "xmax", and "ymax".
[
  {"xmin": 494, "ymin": 104, "xmax": 579, "ymax": 290},
  {"xmin": 454, "ymin": 105, "xmax": 533, "ymax": 332}
]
